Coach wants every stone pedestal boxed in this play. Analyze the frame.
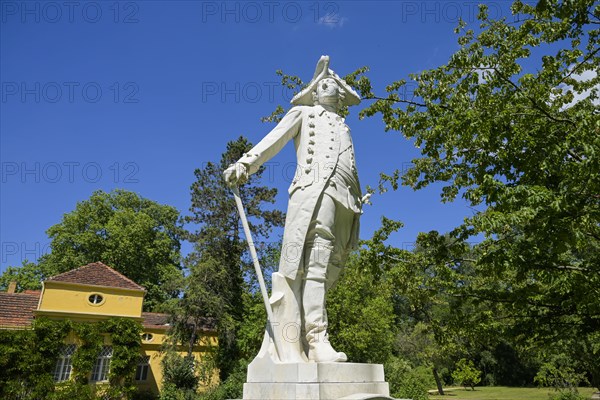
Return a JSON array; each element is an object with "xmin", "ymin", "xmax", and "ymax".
[{"xmin": 243, "ymin": 357, "xmax": 394, "ymax": 400}]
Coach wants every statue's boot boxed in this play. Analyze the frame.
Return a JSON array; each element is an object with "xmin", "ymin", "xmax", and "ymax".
[
  {"xmin": 254, "ymin": 272, "xmax": 307, "ymax": 363},
  {"xmin": 303, "ymin": 237, "xmax": 347, "ymax": 363}
]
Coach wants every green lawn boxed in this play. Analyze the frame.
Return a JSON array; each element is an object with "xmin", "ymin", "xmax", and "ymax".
[{"xmin": 428, "ymin": 386, "xmax": 597, "ymax": 400}]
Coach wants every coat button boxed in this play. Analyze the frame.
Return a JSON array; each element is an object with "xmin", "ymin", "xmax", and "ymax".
[
  {"xmin": 325, "ymin": 155, "xmax": 330, "ymax": 158},
  {"xmin": 309, "ymin": 131, "xmax": 315, "ymax": 136}
]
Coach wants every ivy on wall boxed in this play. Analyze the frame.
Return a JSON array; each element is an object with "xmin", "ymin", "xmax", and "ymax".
[
  {"xmin": 0, "ymin": 318, "xmax": 71, "ymax": 399},
  {"xmin": 0, "ymin": 317, "xmax": 144, "ymax": 400}
]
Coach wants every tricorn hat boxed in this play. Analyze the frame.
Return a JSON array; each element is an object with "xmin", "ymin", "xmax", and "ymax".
[{"xmin": 290, "ymin": 55, "xmax": 361, "ymax": 107}]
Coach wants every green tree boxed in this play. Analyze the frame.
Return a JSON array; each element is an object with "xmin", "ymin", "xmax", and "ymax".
[
  {"xmin": 15, "ymin": 189, "xmax": 184, "ymax": 310},
  {"xmin": 0, "ymin": 260, "xmax": 47, "ymax": 292},
  {"xmin": 327, "ymin": 251, "xmax": 396, "ymax": 365},
  {"xmin": 343, "ymin": 0, "xmax": 599, "ymax": 388},
  {"xmin": 452, "ymin": 358, "xmax": 482, "ymax": 390}
]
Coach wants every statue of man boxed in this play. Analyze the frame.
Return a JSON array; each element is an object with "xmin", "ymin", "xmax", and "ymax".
[{"xmin": 224, "ymin": 56, "xmax": 368, "ymax": 363}]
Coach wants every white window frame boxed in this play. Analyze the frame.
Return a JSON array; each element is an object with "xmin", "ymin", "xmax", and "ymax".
[
  {"xmin": 135, "ymin": 355, "xmax": 150, "ymax": 382},
  {"xmin": 53, "ymin": 344, "xmax": 77, "ymax": 382},
  {"xmin": 91, "ymin": 346, "xmax": 113, "ymax": 382}
]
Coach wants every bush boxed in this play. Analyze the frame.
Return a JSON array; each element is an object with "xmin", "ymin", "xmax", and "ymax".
[
  {"xmin": 534, "ymin": 357, "xmax": 588, "ymax": 391},
  {"xmin": 452, "ymin": 358, "xmax": 482, "ymax": 390},
  {"xmin": 132, "ymin": 390, "xmax": 158, "ymax": 400},
  {"xmin": 162, "ymin": 353, "xmax": 199, "ymax": 392},
  {"xmin": 200, "ymin": 360, "xmax": 248, "ymax": 400},
  {"xmin": 549, "ymin": 392, "xmax": 588, "ymax": 400},
  {"xmin": 159, "ymin": 383, "xmax": 198, "ymax": 400},
  {"xmin": 385, "ymin": 357, "xmax": 429, "ymax": 400}
]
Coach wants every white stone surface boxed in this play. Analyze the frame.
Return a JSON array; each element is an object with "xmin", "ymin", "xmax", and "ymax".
[
  {"xmin": 243, "ymin": 359, "xmax": 393, "ymax": 400},
  {"xmin": 243, "ymin": 382, "xmax": 392, "ymax": 400}
]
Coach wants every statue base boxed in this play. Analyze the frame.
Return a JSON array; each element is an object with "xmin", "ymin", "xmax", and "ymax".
[{"xmin": 243, "ymin": 357, "xmax": 394, "ymax": 400}]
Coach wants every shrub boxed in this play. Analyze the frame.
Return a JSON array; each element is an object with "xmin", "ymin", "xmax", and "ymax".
[
  {"xmin": 452, "ymin": 358, "xmax": 482, "ymax": 390},
  {"xmin": 549, "ymin": 392, "xmax": 588, "ymax": 400},
  {"xmin": 385, "ymin": 357, "xmax": 429, "ymax": 400},
  {"xmin": 200, "ymin": 360, "xmax": 247, "ymax": 400}
]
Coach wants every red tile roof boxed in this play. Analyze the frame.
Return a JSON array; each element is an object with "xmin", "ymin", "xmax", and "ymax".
[
  {"xmin": 142, "ymin": 312, "xmax": 170, "ymax": 330},
  {"xmin": 142, "ymin": 312, "xmax": 215, "ymax": 332},
  {"xmin": 0, "ymin": 291, "xmax": 40, "ymax": 328},
  {"xmin": 46, "ymin": 262, "xmax": 145, "ymax": 291}
]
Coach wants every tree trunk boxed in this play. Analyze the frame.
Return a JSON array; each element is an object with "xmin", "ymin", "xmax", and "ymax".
[
  {"xmin": 433, "ymin": 367, "xmax": 445, "ymax": 395},
  {"xmin": 188, "ymin": 319, "xmax": 198, "ymax": 357}
]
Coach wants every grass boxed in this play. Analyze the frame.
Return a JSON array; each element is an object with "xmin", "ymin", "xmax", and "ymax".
[{"xmin": 428, "ymin": 386, "xmax": 597, "ymax": 400}]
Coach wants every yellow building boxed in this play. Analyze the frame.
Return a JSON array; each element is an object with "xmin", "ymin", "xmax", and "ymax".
[{"xmin": 0, "ymin": 261, "xmax": 217, "ymax": 396}]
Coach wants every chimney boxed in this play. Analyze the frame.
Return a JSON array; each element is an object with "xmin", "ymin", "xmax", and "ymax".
[{"xmin": 7, "ymin": 281, "xmax": 17, "ymax": 294}]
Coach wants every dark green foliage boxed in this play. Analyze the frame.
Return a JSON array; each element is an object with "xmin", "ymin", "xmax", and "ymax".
[
  {"xmin": 0, "ymin": 318, "xmax": 70, "ymax": 400},
  {"xmin": 199, "ymin": 360, "xmax": 248, "ymax": 400},
  {"xmin": 0, "ymin": 317, "xmax": 143, "ymax": 400},
  {"xmin": 132, "ymin": 390, "xmax": 158, "ymax": 400}
]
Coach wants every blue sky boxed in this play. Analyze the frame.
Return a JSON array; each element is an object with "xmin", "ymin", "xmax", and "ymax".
[{"xmin": 0, "ymin": 1, "xmax": 520, "ymax": 272}]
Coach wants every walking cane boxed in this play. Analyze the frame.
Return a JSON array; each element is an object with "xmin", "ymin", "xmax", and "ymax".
[{"xmin": 231, "ymin": 185, "xmax": 283, "ymax": 361}]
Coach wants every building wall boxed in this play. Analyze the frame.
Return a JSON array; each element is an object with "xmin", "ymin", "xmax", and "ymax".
[
  {"xmin": 39, "ymin": 281, "xmax": 144, "ymax": 319},
  {"xmin": 34, "ymin": 280, "xmax": 217, "ymax": 395},
  {"xmin": 138, "ymin": 329, "xmax": 219, "ymax": 394}
]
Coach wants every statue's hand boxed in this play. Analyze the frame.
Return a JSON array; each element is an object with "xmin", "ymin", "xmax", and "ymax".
[
  {"xmin": 361, "ymin": 193, "xmax": 372, "ymax": 206},
  {"xmin": 223, "ymin": 163, "xmax": 249, "ymax": 186}
]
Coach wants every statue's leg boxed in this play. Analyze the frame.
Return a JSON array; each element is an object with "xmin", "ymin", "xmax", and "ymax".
[
  {"xmin": 326, "ymin": 204, "xmax": 356, "ymax": 292},
  {"xmin": 254, "ymin": 270, "xmax": 307, "ymax": 363},
  {"xmin": 302, "ymin": 194, "xmax": 347, "ymax": 363}
]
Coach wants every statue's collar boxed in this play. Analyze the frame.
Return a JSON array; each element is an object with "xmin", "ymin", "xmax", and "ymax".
[{"xmin": 314, "ymin": 104, "xmax": 338, "ymax": 116}]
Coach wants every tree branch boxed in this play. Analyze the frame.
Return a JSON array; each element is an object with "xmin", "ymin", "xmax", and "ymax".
[
  {"xmin": 364, "ymin": 94, "xmax": 429, "ymax": 108},
  {"xmin": 558, "ymin": 46, "xmax": 600, "ymax": 86},
  {"xmin": 492, "ymin": 68, "xmax": 576, "ymax": 126}
]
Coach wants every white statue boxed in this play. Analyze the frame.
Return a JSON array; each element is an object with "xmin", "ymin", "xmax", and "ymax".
[{"xmin": 225, "ymin": 56, "xmax": 369, "ymax": 364}]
